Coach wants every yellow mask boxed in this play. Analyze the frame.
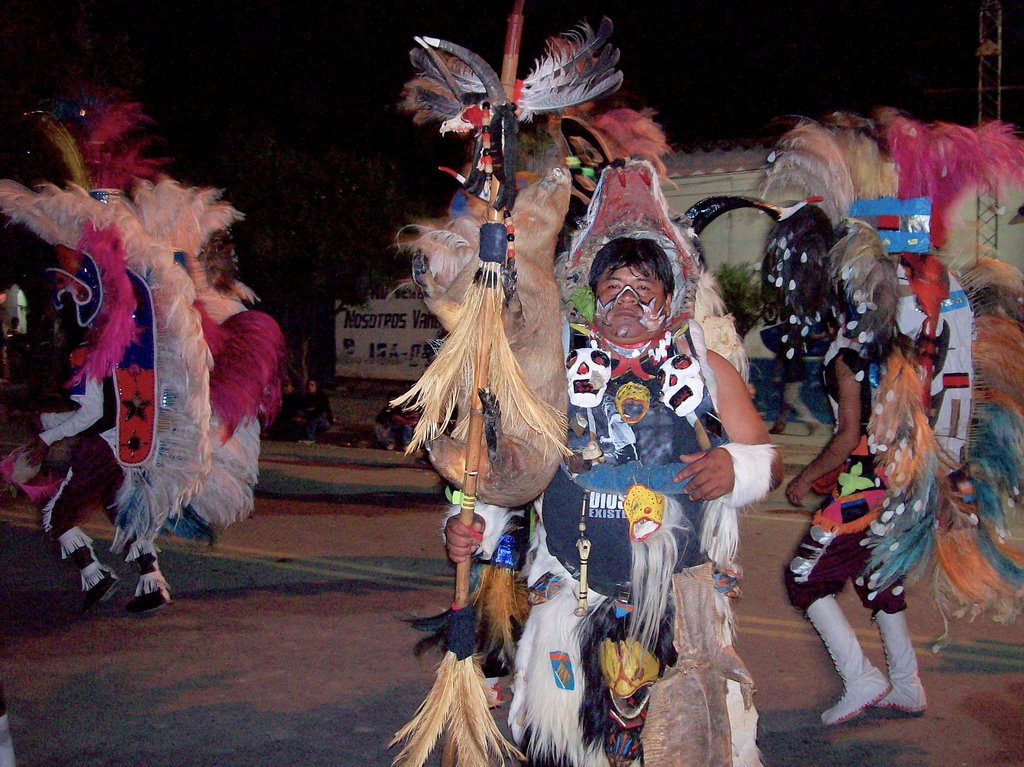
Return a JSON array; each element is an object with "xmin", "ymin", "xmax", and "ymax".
[
  {"xmin": 614, "ymin": 382, "xmax": 650, "ymax": 424},
  {"xmin": 599, "ymin": 638, "xmax": 660, "ymax": 699},
  {"xmin": 623, "ymin": 483, "xmax": 665, "ymax": 541}
]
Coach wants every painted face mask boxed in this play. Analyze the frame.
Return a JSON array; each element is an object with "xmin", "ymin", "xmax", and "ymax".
[
  {"xmin": 657, "ymin": 354, "xmax": 705, "ymax": 417},
  {"xmin": 595, "ymin": 285, "xmax": 667, "ymax": 335},
  {"xmin": 566, "ymin": 347, "xmax": 613, "ymax": 407}
]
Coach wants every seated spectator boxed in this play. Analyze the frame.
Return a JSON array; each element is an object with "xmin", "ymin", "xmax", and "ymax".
[
  {"xmin": 374, "ymin": 395, "xmax": 419, "ymax": 451},
  {"xmin": 297, "ymin": 379, "xmax": 333, "ymax": 444},
  {"xmin": 268, "ymin": 378, "xmax": 302, "ymax": 440}
]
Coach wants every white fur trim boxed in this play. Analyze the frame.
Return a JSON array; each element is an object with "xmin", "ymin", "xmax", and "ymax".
[
  {"xmin": 442, "ymin": 502, "xmax": 512, "ymax": 560},
  {"xmin": 57, "ymin": 526, "xmax": 92, "ymax": 559},
  {"xmin": 126, "ymin": 538, "xmax": 159, "ymax": 562},
  {"xmin": 727, "ymin": 679, "xmax": 764, "ymax": 767},
  {"xmin": 718, "ymin": 443, "xmax": 776, "ymax": 507},
  {"xmin": 135, "ymin": 570, "xmax": 170, "ymax": 598},
  {"xmin": 701, "ymin": 443, "xmax": 776, "ymax": 566},
  {"xmin": 509, "ymin": 586, "xmax": 606, "ymax": 767},
  {"xmin": 78, "ymin": 560, "xmax": 114, "ymax": 592},
  {"xmin": 41, "ymin": 468, "xmax": 73, "ymax": 533}
]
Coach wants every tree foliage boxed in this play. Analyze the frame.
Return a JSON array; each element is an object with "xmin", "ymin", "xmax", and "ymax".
[{"xmin": 713, "ymin": 261, "xmax": 782, "ymax": 339}]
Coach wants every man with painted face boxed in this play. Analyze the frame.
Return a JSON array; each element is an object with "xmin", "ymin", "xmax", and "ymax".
[{"xmin": 446, "ymin": 216, "xmax": 782, "ymax": 765}]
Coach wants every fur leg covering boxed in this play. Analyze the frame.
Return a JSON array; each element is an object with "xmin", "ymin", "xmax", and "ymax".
[
  {"xmin": 642, "ymin": 564, "xmax": 758, "ymax": 767},
  {"xmin": 127, "ymin": 539, "xmax": 171, "ymax": 599},
  {"xmin": 58, "ymin": 527, "xmax": 115, "ymax": 591},
  {"xmin": 701, "ymin": 443, "xmax": 777, "ymax": 566},
  {"xmin": 510, "ymin": 585, "xmax": 608, "ymax": 767}
]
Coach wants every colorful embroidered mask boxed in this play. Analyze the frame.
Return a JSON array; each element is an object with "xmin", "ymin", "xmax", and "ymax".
[{"xmin": 623, "ymin": 483, "xmax": 664, "ymax": 541}]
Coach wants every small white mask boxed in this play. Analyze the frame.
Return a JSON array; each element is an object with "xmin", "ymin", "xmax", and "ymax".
[
  {"xmin": 657, "ymin": 354, "xmax": 705, "ymax": 417},
  {"xmin": 566, "ymin": 347, "xmax": 612, "ymax": 408}
]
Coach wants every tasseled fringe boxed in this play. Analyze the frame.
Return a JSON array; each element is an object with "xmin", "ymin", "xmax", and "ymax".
[
  {"xmin": 474, "ymin": 566, "xmax": 529, "ymax": 660},
  {"xmin": 40, "ymin": 468, "xmax": 73, "ymax": 533},
  {"xmin": 78, "ymin": 561, "xmax": 113, "ymax": 592},
  {"xmin": 57, "ymin": 526, "xmax": 93, "ymax": 560},
  {"xmin": 394, "ymin": 262, "xmax": 567, "ymax": 458},
  {"xmin": 135, "ymin": 570, "xmax": 170, "ymax": 598},
  {"xmin": 390, "ymin": 652, "xmax": 523, "ymax": 767},
  {"xmin": 126, "ymin": 538, "xmax": 159, "ymax": 562}
]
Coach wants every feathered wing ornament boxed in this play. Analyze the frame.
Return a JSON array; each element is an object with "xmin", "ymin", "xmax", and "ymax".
[
  {"xmin": 932, "ymin": 261, "xmax": 1024, "ymax": 621},
  {"xmin": 517, "ymin": 18, "xmax": 623, "ymax": 121},
  {"xmin": 864, "ymin": 346, "xmax": 943, "ymax": 594},
  {"xmin": 829, "ymin": 219, "xmax": 903, "ymax": 361},
  {"xmin": 131, "ymin": 180, "xmax": 284, "ymax": 531},
  {"xmin": 764, "ymin": 120, "xmax": 856, "ymax": 224},
  {"xmin": 762, "ymin": 203, "xmax": 839, "ymax": 332},
  {"xmin": 399, "ymin": 18, "xmax": 622, "ymax": 129}
]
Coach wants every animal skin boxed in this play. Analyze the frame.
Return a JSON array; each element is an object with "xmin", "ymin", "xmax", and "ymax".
[{"xmin": 411, "ymin": 166, "xmax": 571, "ymax": 507}]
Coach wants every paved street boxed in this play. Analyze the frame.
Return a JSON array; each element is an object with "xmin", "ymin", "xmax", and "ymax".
[{"xmin": 0, "ymin": 429, "xmax": 1022, "ymax": 767}]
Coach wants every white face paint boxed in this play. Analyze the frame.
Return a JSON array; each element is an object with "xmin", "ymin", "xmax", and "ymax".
[
  {"xmin": 566, "ymin": 347, "xmax": 613, "ymax": 407},
  {"xmin": 657, "ymin": 354, "xmax": 705, "ymax": 417}
]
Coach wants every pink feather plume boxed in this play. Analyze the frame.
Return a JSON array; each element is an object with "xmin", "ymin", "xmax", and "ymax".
[
  {"xmin": 80, "ymin": 101, "xmax": 169, "ymax": 190},
  {"xmin": 200, "ymin": 305, "xmax": 286, "ymax": 435},
  {"xmin": 0, "ymin": 445, "xmax": 64, "ymax": 505},
  {"xmin": 592, "ymin": 108, "xmax": 672, "ymax": 177},
  {"xmin": 888, "ymin": 117, "xmax": 1024, "ymax": 248},
  {"xmin": 73, "ymin": 222, "xmax": 137, "ymax": 386}
]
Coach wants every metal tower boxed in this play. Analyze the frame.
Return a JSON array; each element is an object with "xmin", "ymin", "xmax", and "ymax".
[{"xmin": 976, "ymin": 0, "xmax": 1003, "ymax": 255}]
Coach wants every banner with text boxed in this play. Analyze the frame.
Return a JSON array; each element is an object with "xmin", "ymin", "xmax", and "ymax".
[{"xmin": 334, "ymin": 297, "xmax": 442, "ymax": 380}]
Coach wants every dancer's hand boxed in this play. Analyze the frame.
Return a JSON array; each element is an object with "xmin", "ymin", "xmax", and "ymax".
[
  {"xmin": 786, "ymin": 474, "xmax": 811, "ymax": 506},
  {"xmin": 27, "ymin": 437, "xmax": 49, "ymax": 467},
  {"xmin": 674, "ymin": 448, "xmax": 734, "ymax": 501},
  {"xmin": 444, "ymin": 514, "xmax": 485, "ymax": 564}
]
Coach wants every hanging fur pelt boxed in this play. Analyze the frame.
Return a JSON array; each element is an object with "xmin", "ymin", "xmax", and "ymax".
[{"xmin": 396, "ymin": 167, "xmax": 572, "ymax": 508}]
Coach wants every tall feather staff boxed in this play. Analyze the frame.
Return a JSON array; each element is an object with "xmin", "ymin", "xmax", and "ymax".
[{"xmin": 391, "ymin": 6, "xmax": 539, "ymax": 766}]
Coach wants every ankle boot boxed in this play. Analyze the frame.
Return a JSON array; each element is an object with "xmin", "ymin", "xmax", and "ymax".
[
  {"xmin": 806, "ymin": 595, "xmax": 891, "ymax": 725},
  {"xmin": 874, "ymin": 610, "xmax": 926, "ymax": 713},
  {"xmin": 57, "ymin": 527, "xmax": 119, "ymax": 611},
  {"xmin": 125, "ymin": 540, "xmax": 171, "ymax": 614}
]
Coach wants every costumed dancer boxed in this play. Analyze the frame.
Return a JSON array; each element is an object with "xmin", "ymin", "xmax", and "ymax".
[
  {"xmin": 130, "ymin": 179, "xmax": 285, "ymax": 534},
  {"xmin": 763, "ymin": 110, "xmax": 1024, "ymax": 724},
  {"xmin": 444, "ymin": 160, "xmax": 787, "ymax": 767},
  {"xmin": 0, "ymin": 102, "xmax": 215, "ymax": 612}
]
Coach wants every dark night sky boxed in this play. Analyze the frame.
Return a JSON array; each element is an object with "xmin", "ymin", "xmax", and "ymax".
[
  {"xmin": 8, "ymin": 2, "xmax": 1024, "ymax": 155},
  {"xmin": 2, "ymin": 0, "xmax": 1022, "ymax": 193}
]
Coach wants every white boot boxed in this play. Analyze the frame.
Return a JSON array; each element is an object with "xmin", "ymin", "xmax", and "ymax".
[
  {"xmin": 874, "ymin": 610, "xmax": 926, "ymax": 713},
  {"xmin": 0, "ymin": 712, "xmax": 16, "ymax": 767},
  {"xmin": 806, "ymin": 596, "xmax": 891, "ymax": 725}
]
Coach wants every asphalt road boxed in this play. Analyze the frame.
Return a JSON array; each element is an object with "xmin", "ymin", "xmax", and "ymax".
[{"xmin": 0, "ymin": 442, "xmax": 1022, "ymax": 767}]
